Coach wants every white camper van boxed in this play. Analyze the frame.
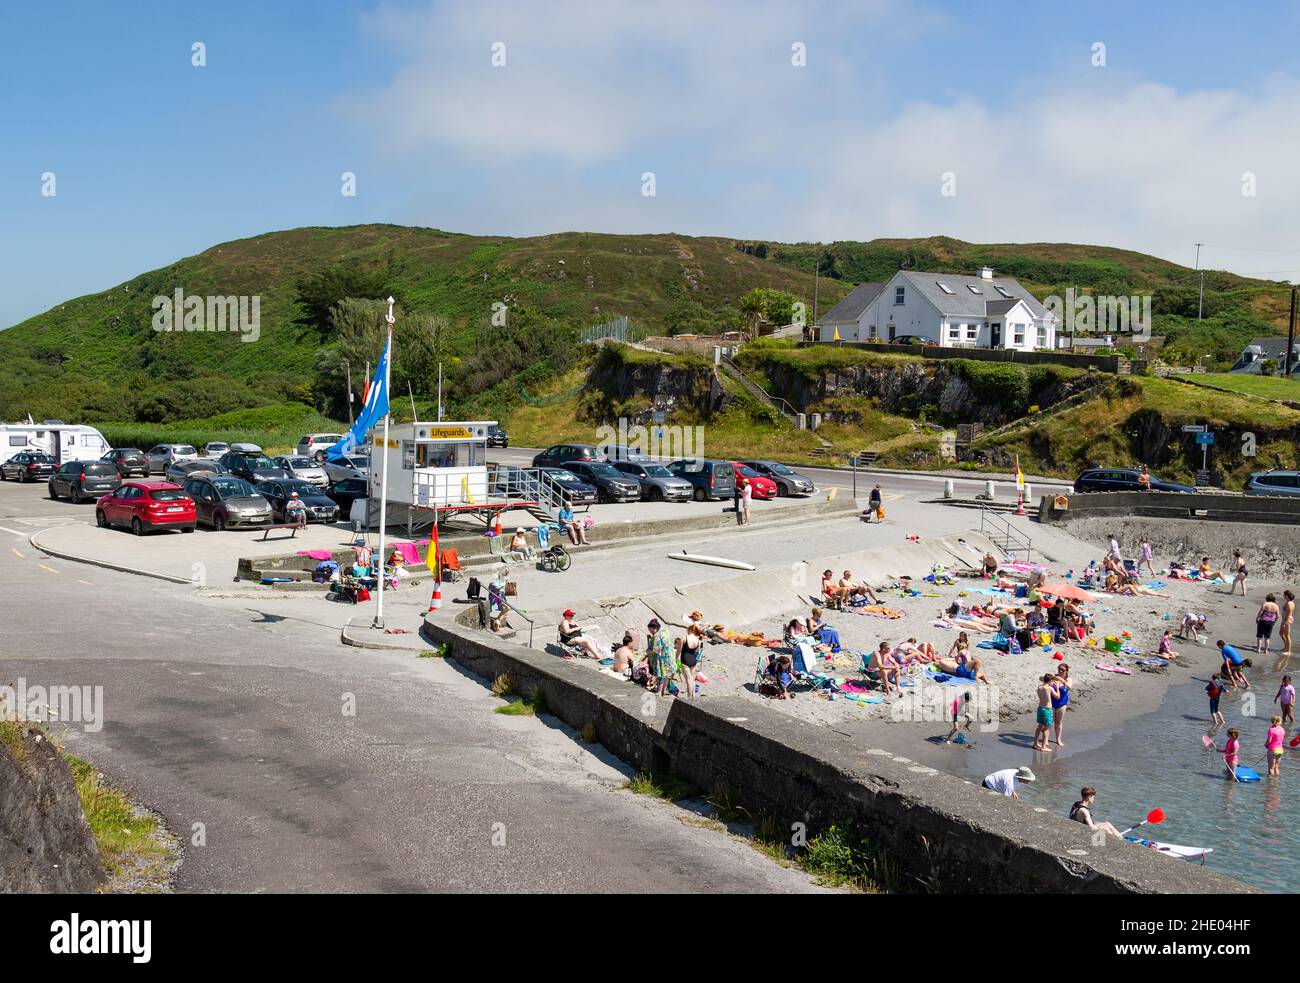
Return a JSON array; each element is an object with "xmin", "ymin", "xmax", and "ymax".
[{"xmin": 0, "ymin": 422, "xmax": 111, "ymax": 467}]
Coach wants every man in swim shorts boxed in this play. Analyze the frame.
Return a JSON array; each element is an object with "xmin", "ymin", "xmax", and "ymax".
[{"xmin": 1033, "ymin": 674, "xmax": 1056, "ymax": 751}]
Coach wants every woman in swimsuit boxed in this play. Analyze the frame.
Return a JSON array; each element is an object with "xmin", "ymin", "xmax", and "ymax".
[
  {"xmin": 1051, "ymin": 664, "xmax": 1071, "ymax": 746},
  {"xmin": 1229, "ymin": 550, "xmax": 1248, "ymax": 596},
  {"xmin": 1256, "ymin": 594, "xmax": 1281, "ymax": 656},
  {"xmin": 1279, "ymin": 590, "xmax": 1296, "ymax": 667}
]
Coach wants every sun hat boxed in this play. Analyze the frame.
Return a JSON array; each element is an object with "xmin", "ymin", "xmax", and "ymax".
[
  {"xmin": 516, "ymin": 527, "xmax": 525, "ymax": 533},
  {"xmin": 1015, "ymin": 766, "xmax": 1037, "ymax": 782},
  {"xmin": 563, "ymin": 609, "xmax": 575, "ymax": 617}
]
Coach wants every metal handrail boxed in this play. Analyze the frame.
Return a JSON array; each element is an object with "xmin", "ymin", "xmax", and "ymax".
[
  {"xmin": 507, "ymin": 604, "xmax": 536, "ymax": 648},
  {"xmin": 979, "ymin": 503, "xmax": 1033, "ymax": 562},
  {"xmin": 721, "ymin": 356, "xmax": 801, "ymax": 420}
]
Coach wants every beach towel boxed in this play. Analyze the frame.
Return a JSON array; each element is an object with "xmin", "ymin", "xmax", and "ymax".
[
  {"xmin": 1144, "ymin": 582, "xmax": 1167, "ymax": 590},
  {"xmin": 298, "ymin": 549, "xmax": 334, "ymax": 561},
  {"xmin": 389, "ymin": 542, "xmax": 422, "ymax": 566},
  {"xmin": 840, "ymin": 692, "xmax": 886, "ymax": 704},
  {"xmin": 924, "ymin": 668, "xmax": 975, "ymax": 686},
  {"xmin": 1095, "ymin": 663, "xmax": 1132, "ymax": 674},
  {"xmin": 855, "ymin": 606, "xmax": 904, "ymax": 619}
]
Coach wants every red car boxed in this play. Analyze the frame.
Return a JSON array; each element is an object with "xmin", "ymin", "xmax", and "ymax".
[
  {"xmin": 96, "ymin": 480, "xmax": 196, "ymax": 535},
  {"xmin": 732, "ymin": 462, "xmax": 778, "ymax": 499}
]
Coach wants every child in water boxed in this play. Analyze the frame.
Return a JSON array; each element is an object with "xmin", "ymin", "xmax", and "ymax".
[
  {"xmin": 1206, "ymin": 673, "xmax": 1230, "ymax": 727},
  {"xmin": 1212, "ymin": 728, "xmax": 1242, "ymax": 781},
  {"xmin": 945, "ymin": 692, "xmax": 973, "ymax": 744},
  {"xmin": 1267, "ymin": 715, "xmax": 1286, "ymax": 777}
]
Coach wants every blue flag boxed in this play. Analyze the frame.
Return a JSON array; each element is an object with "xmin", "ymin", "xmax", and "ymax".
[{"xmin": 329, "ymin": 335, "xmax": 390, "ymax": 460}]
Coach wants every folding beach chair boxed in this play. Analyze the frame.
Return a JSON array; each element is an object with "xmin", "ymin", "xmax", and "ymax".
[{"xmin": 440, "ymin": 548, "xmax": 463, "ymax": 583}]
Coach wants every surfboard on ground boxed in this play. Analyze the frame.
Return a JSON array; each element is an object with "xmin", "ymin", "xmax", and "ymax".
[
  {"xmin": 668, "ymin": 551, "xmax": 755, "ymax": 571},
  {"xmin": 1233, "ymin": 765, "xmax": 1262, "ymax": 782},
  {"xmin": 1124, "ymin": 837, "xmax": 1214, "ymax": 862}
]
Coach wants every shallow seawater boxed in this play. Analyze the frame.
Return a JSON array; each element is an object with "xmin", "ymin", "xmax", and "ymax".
[{"xmin": 929, "ymin": 678, "xmax": 1294, "ymax": 892}]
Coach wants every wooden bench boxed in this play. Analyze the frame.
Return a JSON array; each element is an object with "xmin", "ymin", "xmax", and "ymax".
[{"xmin": 258, "ymin": 521, "xmax": 307, "ymax": 541}]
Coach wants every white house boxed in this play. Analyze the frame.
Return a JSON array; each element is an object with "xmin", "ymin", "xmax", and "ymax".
[{"xmin": 817, "ymin": 267, "xmax": 1056, "ymax": 351}]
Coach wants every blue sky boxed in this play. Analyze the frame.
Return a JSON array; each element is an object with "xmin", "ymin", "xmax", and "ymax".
[{"xmin": 4, "ymin": 0, "xmax": 1300, "ymax": 328}]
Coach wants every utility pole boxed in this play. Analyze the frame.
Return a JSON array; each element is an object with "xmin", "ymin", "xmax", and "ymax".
[
  {"xmin": 813, "ymin": 246, "xmax": 820, "ymax": 330},
  {"xmin": 1286, "ymin": 285, "xmax": 1297, "ymax": 378},
  {"xmin": 344, "ymin": 361, "xmax": 354, "ymax": 426},
  {"xmin": 1194, "ymin": 243, "xmax": 1205, "ymax": 321}
]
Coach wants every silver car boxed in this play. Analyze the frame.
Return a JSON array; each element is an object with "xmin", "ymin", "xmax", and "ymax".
[
  {"xmin": 165, "ymin": 459, "xmax": 224, "ymax": 483},
  {"xmin": 323, "ymin": 454, "xmax": 370, "ymax": 484},
  {"xmin": 610, "ymin": 461, "xmax": 693, "ymax": 502},
  {"xmin": 1245, "ymin": 469, "xmax": 1300, "ymax": 496},
  {"xmin": 146, "ymin": 443, "xmax": 199, "ymax": 475},
  {"xmin": 274, "ymin": 455, "xmax": 330, "ymax": 488}
]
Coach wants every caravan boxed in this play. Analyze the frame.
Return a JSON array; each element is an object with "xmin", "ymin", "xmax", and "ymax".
[{"xmin": 0, "ymin": 422, "xmax": 111, "ymax": 467}]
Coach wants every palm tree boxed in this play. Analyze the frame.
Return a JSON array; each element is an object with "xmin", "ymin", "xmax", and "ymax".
[{"xmin": 739, "ymin": 292, "xmax": 765, "ymax": 341}]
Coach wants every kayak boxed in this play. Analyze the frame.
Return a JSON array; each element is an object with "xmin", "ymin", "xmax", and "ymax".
[
  {"xmin": 1125, "ymin": 837, "xmax": 1214, "ymax": 863},
  {"xmin": 668, "ymin": 552, "xmax": 756, "ymax": 571}
]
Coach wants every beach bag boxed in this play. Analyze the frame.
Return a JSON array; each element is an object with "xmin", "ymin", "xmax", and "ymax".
[
  {"xmin": 505, "ymin": 580, "xmax": 517, "ymax": 597},
  {"xmin": 357, "ymin": 587, "xmax": 371, "ymax": 602},
  {"xmin": 1008, "ymin": 636, "xmax": 1023, "ymax": 655},
  {"xmin": 466, "ymin": 576, "xmax": 481, "ymax": 600},
  {"xmin": 991, "ymin": 633, "xmax": 1010, "ymax": 651}
]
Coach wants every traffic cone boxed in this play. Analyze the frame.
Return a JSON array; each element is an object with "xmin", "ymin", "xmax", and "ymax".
[
  {"xmin": 1015, "ymin": 491, "xmax": 1027, "ymax": 516},
  {"xmin": 493, "ymin": 513, "xmax": 502, "ymax": 537},
  {"xmin": 427, "ymin": 578, "xmax": 442, "ymax": 613}
]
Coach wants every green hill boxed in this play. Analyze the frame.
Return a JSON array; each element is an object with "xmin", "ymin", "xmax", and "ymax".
[{"xmin": 3, "ymin": 225, "xmax": 1291, "ymax": 429}]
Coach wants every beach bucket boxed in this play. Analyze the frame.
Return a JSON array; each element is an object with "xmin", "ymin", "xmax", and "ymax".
[{"xmin": 1104, "ymin": 636, "xmax": 1123, "ymax": 653}]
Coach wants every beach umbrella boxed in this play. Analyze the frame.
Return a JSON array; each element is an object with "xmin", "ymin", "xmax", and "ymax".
[{"xmin": 1041, "ymin": 583, "xmax": 1096, "ymax": 603}]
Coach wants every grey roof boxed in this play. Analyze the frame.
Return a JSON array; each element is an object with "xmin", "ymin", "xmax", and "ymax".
[
  {"xmin": 1246, "ymin": 337, "xmax": 1295, "ymax": 357},
  {"xmin": 898, "ymin": 271, "xmax": 1050, "ymax": 319},
  {"xmin": 816, "ymin": 282, "xmax": 884, "ymax": 325},
  {"xmin": 984, "ymin": 298, "xmax": 1019, "ymax": 316}
]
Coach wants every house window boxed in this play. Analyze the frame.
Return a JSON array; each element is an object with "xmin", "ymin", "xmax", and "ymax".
[
  {"xmin": 1013, "ymin": 324, "xmax": 1026, "ymax": 346},
  {"xmin": 965, "ymin": 325, "xmax": 978, "ymax": 342},
  {"xmin": 936, "ymin": 281, "xmax": 955, "ymax": 295},
  {"xmin": 967, "ymin": 284, "xmax": 982, "ymax": 294},
  {"xmin": 894, "ymin": 286, "xmax": 905, "ymax": 305},
  {"xmin": 947, "ymin": 323, "xmax": 962, "ymax": 341},
  {"xmin": 994, "ymin": 285, "xmax": 1013, "ymax": 299},
  {"xmin": 1037, "ymin": 324, "xmax": 1048, "ymax": 347}
]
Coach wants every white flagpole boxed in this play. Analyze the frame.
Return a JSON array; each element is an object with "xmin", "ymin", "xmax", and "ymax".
[{"xmin": 373, "ymin": 296, "xmax": 395, "ymax": 628}]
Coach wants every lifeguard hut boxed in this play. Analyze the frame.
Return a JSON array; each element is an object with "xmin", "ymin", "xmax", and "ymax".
[{"xmin": 365, "ymin": 420, "xmax": 565, "ymax": 533}]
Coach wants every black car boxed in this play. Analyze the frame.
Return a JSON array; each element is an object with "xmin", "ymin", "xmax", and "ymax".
[
  {"xmin": 560, "ymin": 461, "xmax": 641, "ymax": 503},
  {"xmin": 540, "ymin": 467, "xmax": 599, "ymax": 506},
  {"xmin": 666, "ymin": 458, "xmax": 736, "ymax": 501},
  {"xmin": 739, "ymin": 460, "xmax": 815, "ymax": 496},
  {"xmin": 256, "ymin": 479, "xmax": 340, "ymax": 523},
  {"xmin": 532, "ymin": 443, "xmax": 600, "ymax": 470},
  {"xmin": 486, "ymin": 425, "xmax": 509, "ymax": 448},
  {"xmin": 103, "ymin": 448, "xmax": 149, "ymax": 478},
  {"xmin": 0, "ymin": 452, "xmax": 57, "ymax": 482},
  {"xmin": 1073, "ymin": 468, "xmax": 1195, "ymax": 493},
  {"xmin": 48, "ymin": 461, "xmax": 120, "ymax": 502},
  {"xmin": 218, "ymin": 450, "xmax": 290, "ymax": 486},
  {"xmin": 327, "ymin": 477, "xmax": 369, "ymax": 516}
]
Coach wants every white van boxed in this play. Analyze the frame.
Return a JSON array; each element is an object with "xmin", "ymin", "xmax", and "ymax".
[
  {"xmin": 0, "ymin": 422, "xmax": 110, "ymax": 467},
  {"xmin": 296, "ymin": 433, "xmax": 346, "ymax": 462}
]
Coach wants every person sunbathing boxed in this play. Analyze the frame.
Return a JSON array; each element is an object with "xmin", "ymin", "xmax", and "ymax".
[
  {"xmin": 1199, "ymin": 556, "xmax": 1228, "ymax": 582},
  {"xmin": 868, "ymin": 642, "xmax": 902, "ymax": 695},
  {"xmin": 1105, "ymin": 572, "xmax": 1169, "ymax": 597},
  {"xmin": 821, "ymin": 569, "xmax": 840, "ymax": 608},
  {"xmin": 945, "ymin": 632, "xmax": 972, "ymax": 664},
  {"xmin": 894, "ymin": 638, "xmax": 936, "ymax": 666},
  {"xmin": 559, "ymin": 610, "xmax": 605, "ymax": 659},
  {"xmin": 932, "ymin": 654, "xmax": 990, "ymax": 684}
]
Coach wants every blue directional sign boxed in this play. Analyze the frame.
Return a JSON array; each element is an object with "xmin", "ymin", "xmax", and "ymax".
[{"xmin": 1196, "ymin": 432, "xmax": 1214, "ymax": 445}]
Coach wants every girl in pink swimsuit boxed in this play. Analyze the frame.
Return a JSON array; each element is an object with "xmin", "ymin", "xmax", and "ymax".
[
  {"xmin": 1216, "ymin": 728, "xmax": 1242, "ymax": 781},
  {"xmin": 1267, "ymin": 716, "xmax": 1286, "ymax": 776}
]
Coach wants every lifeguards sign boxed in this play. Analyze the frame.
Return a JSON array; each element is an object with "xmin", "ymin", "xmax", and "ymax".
[{"xmin": 425, "ymin": 426, "xmax": 474, "ymax": 440}]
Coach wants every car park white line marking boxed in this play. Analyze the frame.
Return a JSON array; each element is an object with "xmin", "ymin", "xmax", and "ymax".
[
  {"xmin": 77, "ymin": 579, "xmax": 94, "ymax": 586},
  {"xmin": 0, "ymin": 525, "xmax": 27, "ymax": 536},
  {"xmin": 11, "ymin": 547, "xmax": 24, "ymax": 558}
]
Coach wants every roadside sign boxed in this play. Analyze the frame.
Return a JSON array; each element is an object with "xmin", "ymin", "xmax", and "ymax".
[
  {"xmin": 1195, "ymin": 432, "xmax": 1215, "ymax": 445},
  {"xmin": 1195, "ymin": 469, "xmax": 1212, "ymax": 486},
  {"xmin": 1181, "ymin": 424, "xmax": 1206, "ymax": 433}
]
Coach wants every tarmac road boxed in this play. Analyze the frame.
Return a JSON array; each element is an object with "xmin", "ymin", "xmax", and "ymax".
[{"xmin": 0, "ymin": 481, "xmax": 831, "ymax": 892}]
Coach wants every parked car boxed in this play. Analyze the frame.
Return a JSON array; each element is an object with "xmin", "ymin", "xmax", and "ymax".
[
  {"xmin": 255, "ymin": 479, "xmax": 341, "ymax": 523},
  {"xmin": 532, "ymin": 443, "xmax": 600, "ymax": 470},
  {"xmin": 145, "ymin": 444, "xmax": 199, "ymax": 475},
  {"xmin": 540, "ymin": 467, "xmax": 599, "ymax": 506},
  {"xmin": 665, "ymin": 459, "xmax": 736, "ymax": 501},
  {"xmin": 182, "ymin": 475, "xmax": 274, "ymax": 530},
  {"xmin": 166, "ymin": 459, "xmax": 225, "ymax": 483},
  {"xmin": 323, "ymin": 454, "xmax": 370, "ymax": 484},
  {"xmin": 1244, "ymin": 469, "xmax": 1300, "ymax": 497},
  {"xmin": 603, "ymin": 445, "xmax": 652, "ymax": 464},
  {"xmin": 489, "ymin": 464, "xmax": 533, "ymax": 497},
  {"xmin": 273, "ymin": 455, "xmax": 330, "ymax": 487},
  {"xmin": 1073, "ymin": 468, "xmax": 1195, "ymax": 493},
  {"xmin": 96, "ymin": 480, "xmax": 195, "ymax": 535},
  {"xmin": 732, "ymin": 462, "xmax": 779, "ymax": 499},
  {"xmin": 229, "ymin": 442, "xmax": 262, "ymax": 454},
  {"xmin": 0, "ymin": 452, "xmax": 57, "ymax": 482},
  {"xmin": 296, "ymin": 433, "xmax": 347, "ymax": 462},
  {"xmin": 739, "ymin": 460, "xmax": 815, "ymax": 496},
  {"xmin": 486, "ymin": 425, "xmax": 509, "ymax": 448},
  {"xmin": 202, "ymin": 441, "xmax": 230, "ymax": 459},
  {"xmin": 218, "ymin": 450, "xmax": 290, "ymax": 486},
  {"xmin": 326, "ymin": 477, "xmax": 369, "ymax": 516},
  {"xmin": 893, "ymin": 335, "xmax": 931, "ymax": 345},
  {"xmin": 48, "ymin": 461, "xmax": 120, "ymax": 502},
  {"xmin": 610, "ymin": 461, "xmax": 693, "ymax": 501},
  {"xmin": 103, "ymin": 448, "xmax": 149, "ymax": 478},
  {"xmin": 561, "ymin": 461, "xmax": 641, "ymax": 503}
]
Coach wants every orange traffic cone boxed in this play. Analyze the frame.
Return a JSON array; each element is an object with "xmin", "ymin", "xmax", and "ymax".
[
  {"xmin": 493, "ymin": 513, "xmax": 502, "ymax": 537},
  {"xmin": 1015, "ymin": 492, "xmax": 1027, "ymax": 516},
  {"xmin": 427, "ymin": 579, "xmax": 442, "ymax": 613}
]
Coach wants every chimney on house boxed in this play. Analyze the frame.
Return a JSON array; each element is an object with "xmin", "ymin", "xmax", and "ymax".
[{"xmin": 978, "ymin": 266, "xmax": 994, "ymax": 280}]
